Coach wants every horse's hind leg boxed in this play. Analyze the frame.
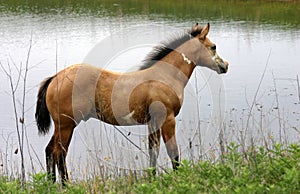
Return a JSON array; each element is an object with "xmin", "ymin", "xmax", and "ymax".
[
  {"xmin": 57, "ymin": 151, "xmax": 69, "ymax": 185},
  {"xmin": 53, "ymin": 125, "xmax": 75, "ymax": 185},
  {"xmin": 162, "ymin": 115, "xmax": 179, "ymax": 170},
  {"xmin": 45, "ymin": 136, "xmax": 56, "ymax": 183}
]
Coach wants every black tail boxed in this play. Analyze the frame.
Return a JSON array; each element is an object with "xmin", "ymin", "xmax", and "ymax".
[{"xmin": 35, "ymin": 76, "xmax": 54, "ymax": 135}]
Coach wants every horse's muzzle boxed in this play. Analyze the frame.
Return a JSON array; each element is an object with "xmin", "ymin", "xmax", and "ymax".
[{"xmin": 218, "ymin": 60, "xmax": 229, "ymax": 74}]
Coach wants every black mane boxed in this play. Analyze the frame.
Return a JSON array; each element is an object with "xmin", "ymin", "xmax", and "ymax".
[{"xmin": 139, "ymin": 25, "xmax": 203, "ymax": 70}]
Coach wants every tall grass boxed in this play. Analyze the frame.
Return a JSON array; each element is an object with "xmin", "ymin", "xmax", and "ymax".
[{"xmin": 0, "ymin": 143, "xmax": 299, "ymax": 193}]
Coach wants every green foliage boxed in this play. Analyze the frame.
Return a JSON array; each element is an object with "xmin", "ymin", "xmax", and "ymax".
[
  {"xmin": 0, "ymin": 176, "xmax": 22, "ymax": 193},
  {"xmin": 0, "ymin": 143, "xmax": 299, "ymax": 193},
  {"xmin": 0, "ymin": 0, "xmax": 299, "ymax": 28},
  {"xmin": 28, "ymin": 173, "xmax": 59, "ymax": 194},
  {"xmin": 132, "ymin": 143, "xmax": 300, "ymax": 193}
]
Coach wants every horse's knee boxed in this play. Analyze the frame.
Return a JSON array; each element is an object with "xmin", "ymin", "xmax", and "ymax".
[
  {"xmin": 161, "ymin": 115, "xmax": 179, "ymax": 169},
  {"xmin": 167, "ymin": 142, "xmax": 179, "ymax": 161}
]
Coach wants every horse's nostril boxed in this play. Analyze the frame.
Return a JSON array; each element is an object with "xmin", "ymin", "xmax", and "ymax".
[
  {"xmin": 220, "ymin": 66, "xmax": 227, "ymax": 73},
  {"xmin": 219, "ymin": 61, "xmax": 228, "ymax": 74}
]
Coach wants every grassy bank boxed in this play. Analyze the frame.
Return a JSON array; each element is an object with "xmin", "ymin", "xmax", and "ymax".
[
  {"xmin": 1, "ymin": 143, "xmax": 299, "ymax": 193},
  {"xmin": 1, "ymin": 0, "xmax": 299, "ymax": 28}
]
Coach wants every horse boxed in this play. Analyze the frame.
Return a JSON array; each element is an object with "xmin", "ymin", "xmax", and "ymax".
[{"xmin": 35, "ymin": 23, "xmax": 229, "ymax": 184}]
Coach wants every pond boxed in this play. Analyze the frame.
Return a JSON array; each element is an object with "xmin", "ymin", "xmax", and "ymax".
[{"xmin": 0, "ymin": 0, "xmax": 299, "ymax": 179}]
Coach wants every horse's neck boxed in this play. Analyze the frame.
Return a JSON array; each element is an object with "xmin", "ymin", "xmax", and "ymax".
[
  {"xmin": 159, "ymin": 38, "xmax": 208, "ymax": 82},
  {"xmin": 169, "ymin": 51, "xmax": 195, "ymax": 77},
  {"xmin": 152, "ymin": 50, "xmax": 196, "ymax": 87}
]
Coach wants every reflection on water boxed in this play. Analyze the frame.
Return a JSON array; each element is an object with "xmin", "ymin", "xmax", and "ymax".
[{"xmin": 0, "ymin": 1, "xmax": 300, "ymax": 179}]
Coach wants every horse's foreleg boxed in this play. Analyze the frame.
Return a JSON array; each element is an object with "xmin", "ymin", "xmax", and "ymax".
[
  {"xmin": 148, "ymin": 124, "xmax": 161, "ymax": 174},
  {"xmin": 162, "ymin": 116, "xmax": 179, "ymax": 170},
  {"xmin": 45, "ymin": 136, "xmax": 56, "ymax": 183}
]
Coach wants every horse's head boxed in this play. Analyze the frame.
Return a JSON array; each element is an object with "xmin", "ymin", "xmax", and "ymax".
[{"xmin": 187, "ymin": 23, "xmax": 229, "ymax": 74}]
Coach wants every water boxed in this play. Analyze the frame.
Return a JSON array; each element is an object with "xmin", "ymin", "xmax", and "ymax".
[{"xmin": 0, "ymin": 1, "xmax": 299, "ymax": 179}]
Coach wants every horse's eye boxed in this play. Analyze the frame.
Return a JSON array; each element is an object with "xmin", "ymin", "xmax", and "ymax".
[{"xmin": 211, "ymin": 45, "xmax": 216, "ymax": 51}]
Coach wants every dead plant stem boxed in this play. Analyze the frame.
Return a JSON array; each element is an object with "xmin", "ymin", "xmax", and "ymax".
[
  {"xmin": 272, "ymin": 71, "xmax": 282, "ymax": 143},
  {"xmin": 244, "ymin": 50, "xmax": 272, "ymax": 150}
]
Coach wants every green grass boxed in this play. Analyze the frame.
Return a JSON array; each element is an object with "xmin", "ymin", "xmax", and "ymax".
[
  {"xmin": 1, "ymin": 0, "xmax": 300, "ymax": 28},
  {"xmin": 1, "ymin": 143, "xmax": 299, "ymax": 193}
]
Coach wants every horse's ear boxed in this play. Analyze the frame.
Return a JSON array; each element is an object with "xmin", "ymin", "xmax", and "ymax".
[
  {"xmin": 199, "ymin": 23, "xmax": 210, "ymax": 40},
  {"xmin": 193, "ymin": 22, "xmax": 199, "ymax": 31}
]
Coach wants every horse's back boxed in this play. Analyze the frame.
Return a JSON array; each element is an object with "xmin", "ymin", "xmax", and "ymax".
[{"xmin": 46, "ymin": 64, "xmax": 104, "ymax": 124}]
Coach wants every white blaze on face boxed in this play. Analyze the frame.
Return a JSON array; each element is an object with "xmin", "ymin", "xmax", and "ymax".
[{"xmin": 212, "ymin": 53, "xmax": 218, "ymax": 62}]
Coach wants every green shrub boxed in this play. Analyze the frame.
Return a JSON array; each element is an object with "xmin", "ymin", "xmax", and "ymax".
[{"xmin": 1, "ymin": 143, "xmax": 299, "ymax": 193}]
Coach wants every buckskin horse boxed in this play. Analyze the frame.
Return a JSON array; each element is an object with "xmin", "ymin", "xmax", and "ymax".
[{"xmin": 35, "ymin": 23, "xmax": 229, "ymax": 184}]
